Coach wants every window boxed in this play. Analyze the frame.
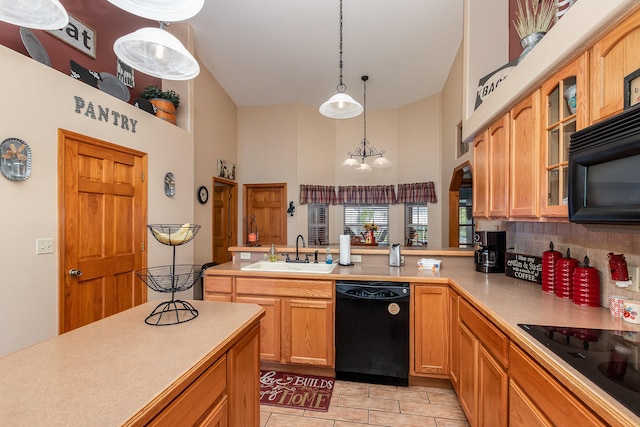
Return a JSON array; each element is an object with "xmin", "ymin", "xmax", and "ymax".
[
  {"xmin": 308, "ymin": 204, "xmax": 328, "ymax": 246},
  {"xmin": 405, "ymin": 203, "xmax": 428, "ymax": 246},
  {"xmin": 458, "ymin": 187, "xmax": 474, "ymax": 247},
  {"xmin": 343, "ymin": 204, "xmax": 389, "ymax": 246}
]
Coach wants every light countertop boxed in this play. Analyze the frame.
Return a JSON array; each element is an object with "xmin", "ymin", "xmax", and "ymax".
[
  {"xmin": 206, "ymin": 256, "xmax": 640, "ymax": 425},
  {"xmin": 0, "ymin": 301, "xmax": 263, "ymax": 426}
]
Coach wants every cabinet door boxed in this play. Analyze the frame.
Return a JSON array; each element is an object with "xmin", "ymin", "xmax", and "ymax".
[
  {"xmin": 449, "ymin": 289, "xmax": 460, "ymax": 392},
  {"xmin": 509, "ymin": 91, "xmax": 540, "ymax": 218},
  {"xmin": 200, "ymin": 397, "xmax": 229, "ymax": 427},
  {"xmin": 478, "ymin": 346, "xmax": 508, "ymax": 427},
  {"xmin": 591, "ymin": 7, "xmax": 640, "ymax": 122},
  {"xmin": 472, "ymin": 130, "xmax": 489, "ymax": 218},
  {"xmin": 509, "ymin": 382, "xmax": 552, "ymax": 427},
  {"xmin": 413, "ymin": 286, "xmax": 449, "ymax": 376},
  {"xmin": 488, "ymin": 114, "xmax": 510, "ymax": 218},
  {"xmin": 227, "ymin": 325, "xmax": 261, "ymax": 427},
  {"xmin": 458, "ymin": 322, "xmax": 478, "ymax": 426},
  {"xmin": 236, "ymin": 296, "xmax": 281, "ymax": 362},
  {"xmin": 283, "ymin": 298, "xmax": 334, "ymax": 367},
  {"xmin": 540, "ymin": 53, "xmax": 588, "ymax": 218},
  {"xmin": 204, "ymin": 276, "xmax": 233, "ymax": 302}
]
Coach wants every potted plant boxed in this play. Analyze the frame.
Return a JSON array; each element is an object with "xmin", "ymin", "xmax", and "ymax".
[
  {"xmin": 513, "ymin": 0, "xmax": 555, "ymax": 61},
  {"xmin": 140, "ymin": 85, "xmax": 180, "ymax": 125}
]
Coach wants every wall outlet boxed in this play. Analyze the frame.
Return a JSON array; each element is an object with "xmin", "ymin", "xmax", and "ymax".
[
  {"xmin": 36, "ymin": 238, "xmax": 54, "ymax": 255},
  {"xmin": 630, "ymin": 266, "xmax": 640, "ymax": 293},
  {"xmin": 351, "ymin": 254, "xmax": 362, "ymax": 263},
  {"xmin": 240, "ymin": 252, "xmax": 251, "ymax": 260}
]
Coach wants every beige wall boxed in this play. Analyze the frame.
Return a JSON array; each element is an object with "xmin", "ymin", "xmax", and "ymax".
[
  {"xmin": 0, "ymin": 44, "xmax": 196, "ymax": 356},
  {"xmin": 237, "ymin": 96, "xmax": 444, "ymax": 247}
]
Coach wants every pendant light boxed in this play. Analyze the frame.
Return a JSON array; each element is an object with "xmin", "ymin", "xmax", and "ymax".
[
  {"xmin": 319, "ymin": 0, "xmax": 363, "ymax": 119},
  {"xmin": 106, "ymin": 0, "xmax": 204, "ymax": 21},
  {"xmin": 341, "ymin": 75, "xmax": 391, "ymax": 171},
  {"xmin": 114, "ymin": 23, "xmax": 200, "ymax": 80},
  {"xmin": 0, "ymin": 0, "xmax": 68, "ymax": 30}
]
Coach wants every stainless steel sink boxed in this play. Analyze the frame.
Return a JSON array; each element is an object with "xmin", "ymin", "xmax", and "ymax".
[{"xmin": 240, "ymin": 260, "xmax": 337, "ymax": 274}]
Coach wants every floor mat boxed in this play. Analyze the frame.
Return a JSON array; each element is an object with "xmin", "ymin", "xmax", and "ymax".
[{"xmin": 259, "ymin": 370, "xmax": 335, "ymax": 412}]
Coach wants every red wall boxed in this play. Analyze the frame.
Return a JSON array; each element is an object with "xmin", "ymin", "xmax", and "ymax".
[{"xmin": 0, "ymin": 0, "xmax": 161, "ymax": 103}]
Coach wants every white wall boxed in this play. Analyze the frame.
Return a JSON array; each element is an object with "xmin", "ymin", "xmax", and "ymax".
[{"xmin": 0, "ymin": 45, "xmax": 195, "ymax": 356}]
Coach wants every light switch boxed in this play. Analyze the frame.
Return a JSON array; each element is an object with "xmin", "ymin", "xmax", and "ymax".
[{"xmin": 36, "ymin": 238, "xmax": 54, "ymax": 255}]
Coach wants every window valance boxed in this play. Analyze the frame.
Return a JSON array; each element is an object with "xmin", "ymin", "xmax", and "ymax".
[
  {"xmin": 337, "ymin": 185, "xmax": 397, "ymax": 204},
  {"xmin": 396, "ymin": 182, "xmax": 438, "ymax": 203},
  {"xmin": 299, "ymin": 185, "xmax": 338, "ymax": 205}
]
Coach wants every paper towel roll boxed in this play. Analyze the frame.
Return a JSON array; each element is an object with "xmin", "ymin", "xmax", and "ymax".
[{"xmin": 339, "ymin": 234, "xmax": 351, "ymax": 265}]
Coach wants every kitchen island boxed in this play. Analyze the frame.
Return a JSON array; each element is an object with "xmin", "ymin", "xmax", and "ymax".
[
  {"xmin": 205, "ymin": 255, "xmax": 640, "ymax": 426},
  {"xmin": 0, "ymin": 300, "xmax": 264, "ymax": 426}
]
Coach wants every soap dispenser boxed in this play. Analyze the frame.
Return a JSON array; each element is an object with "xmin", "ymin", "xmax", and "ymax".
[
  {"xmin": 325, "ymin": 247, "xmax": 333, "ymax": 264},
  {"xmin": 269, "ymin": 244, "xmax": 278, "ymax": 262}
]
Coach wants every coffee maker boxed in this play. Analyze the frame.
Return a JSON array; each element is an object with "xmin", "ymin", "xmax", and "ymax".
[{"xmin": 474, "ymin": 231, "xmax": 506, "ymax": 273}]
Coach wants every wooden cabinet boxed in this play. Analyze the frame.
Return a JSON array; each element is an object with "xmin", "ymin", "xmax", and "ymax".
[
  {"xmin": 472, "ymin": 113, "xmax": 509, "ymax": 219},
  {"xmin": 488, "ymin": 114, "xmax": 510, "ymax": 218},
  {"xmin": 448, "ymin": 288, "xmax": 460, "ymax": 392},
  {"xmin": 509, "ymin": 91, "xmax": 540, "ymax": 218},
  {"xmin": 204, "ymin": 276, "xmax": 233, "ymax": 302},
  {"xmin": 472, "ymin": 130, "xmax": 489, "ymax": 218},
  {"xmin": 457, "ymin": 299, "xmax": 508, "ymax": 426},
  {"xmin": 509, "ymin": 343, "xmax": 607, "ymax": 426},
  {"xmin": 229, "ymin": 277, "xmax": 334, "ymax": 367},
  {"xmin": 540, "ymin": 53, "xmax": 588, "ymax": 218},
  {"xmin": 591, "ymin": 7, "xmax": 640, "ymax": 122},
  {"xmin": 412, "ymin": 285, "xmax": 449, "ymax": 377}
]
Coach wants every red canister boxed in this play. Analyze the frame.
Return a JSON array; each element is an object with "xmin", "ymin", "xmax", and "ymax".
[
  {"xmin": 572, "ymin": 256, "xmax": 600, "ymax": 307},
  {"xmin": 542, "ymin": 242, "xmax": 562, "ymax": 293},
  {"xmin": 555, "ymin": 248, "xmax": 579, "ymax": 299}
]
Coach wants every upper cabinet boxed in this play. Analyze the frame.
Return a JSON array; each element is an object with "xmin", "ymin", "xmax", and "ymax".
[
  {"xmin": 540, "ymin": 53, "xmax": 589, "ymax": 218},
  {"xmin": 488, "ymin": 115, "xmax": 510, "ymax": 218},
  {"xmin": 472, "ymin": 130, "xmax": 489, "ymax": 219},
  {"xmin": 509, "ymin": 90, "xmax": 540, "ymax": 218},
  {"xmin": 591, "ymin": 7, "xmax": 640, "ymax": 123}
]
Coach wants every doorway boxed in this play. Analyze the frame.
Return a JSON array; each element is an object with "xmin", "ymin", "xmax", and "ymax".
[
  {"xmin": 243, "ymin": 183, "xmax": 287, "ymax": 246},
  {"xmin": 448, "ymin": 161, "xmax": 474, "ymax": 248},
  {"xmin": 212, "ymin": 177, "xmax": 237, "ymax": 264},
  {"xmin": 58, "ymin": 130, "xmax": 148, "ymax": 333}
]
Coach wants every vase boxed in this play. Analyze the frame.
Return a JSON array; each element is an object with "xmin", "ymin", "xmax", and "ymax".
[{"xmin": 518, "ymin": 31, "xmax": 546, "ymax": 63}]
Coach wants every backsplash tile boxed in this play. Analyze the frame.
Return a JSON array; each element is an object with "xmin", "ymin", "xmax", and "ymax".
[{"xmin": 506, "ymin": 222, "xmax": 640, "ymax": 308}]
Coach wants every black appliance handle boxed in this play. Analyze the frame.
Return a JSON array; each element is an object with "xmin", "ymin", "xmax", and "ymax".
[{"xmin": 336, "ymin": 283, "xmax": 409, "ymax": 300}]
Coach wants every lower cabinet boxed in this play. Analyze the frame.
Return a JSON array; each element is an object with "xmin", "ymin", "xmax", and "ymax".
[
  {"xmin": 146, "ymin": 323, "xmax": 260, "ymax": 427},
  {"xmin": 208, "ymin": 276, "xmax": 334, "ymax": 368},
  {"xmin": 509, "ymin": 343, "xmax": 607, "ymax": 426},
  {"xmin": 412, "ymin": 285, "xmax": 449, "ymax": 376},
  {"xmin": 448, "ymin": 288, "xmax": 460, "ymax": 392},
  {"xmin": 457, "ymin": 299, "xmax": 508, "ymax": 426}
]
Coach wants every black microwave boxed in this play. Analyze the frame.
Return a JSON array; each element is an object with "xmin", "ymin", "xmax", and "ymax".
[{"xmin": 568, "ymin": 106, "xmax": 640, "ymax": 224}]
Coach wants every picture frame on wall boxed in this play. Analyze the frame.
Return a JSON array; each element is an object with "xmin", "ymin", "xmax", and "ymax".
[{"xmin": 623, "ymin": 67, "xmax": 640, "ymax": 110}]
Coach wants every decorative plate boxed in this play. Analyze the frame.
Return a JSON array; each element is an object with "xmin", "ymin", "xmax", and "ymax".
[
  {"xmin": 0, "ymin": 138, "xmax": 32, "ymax": 181},
  {"xmin": 20, "ymin": 27, "xmax": 51, "ymax": 67},
  {"xmin": 98, "ymin": 72, "xmax": 131, "ymax": 102}
]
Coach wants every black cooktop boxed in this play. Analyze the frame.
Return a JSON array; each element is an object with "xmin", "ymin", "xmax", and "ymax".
[{"xmin": 519, "ymin": 324, "xmax": 640, "ymax": 417}]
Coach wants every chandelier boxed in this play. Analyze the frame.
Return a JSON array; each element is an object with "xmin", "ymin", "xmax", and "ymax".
[
  {"xmin": 0, "ymin": 0, "xmax": 68, "ymax": 30},
  {"xmin": 341, "ymin": 76, "xmax": 391, "ymax": 172},
  {"xmin": 319, "ymin": 0, "xmax": 363, "ymax": 119}
]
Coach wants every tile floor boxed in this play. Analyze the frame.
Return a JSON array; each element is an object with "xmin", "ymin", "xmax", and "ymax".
[{"xmin": 260, "ymin": 380, "xmax": 470, "ymax": 427}]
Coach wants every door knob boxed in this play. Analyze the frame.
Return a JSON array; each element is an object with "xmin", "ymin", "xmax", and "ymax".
[{"xmin": 69, "ymin": 269, "xmax": 83, "ymax": 277}]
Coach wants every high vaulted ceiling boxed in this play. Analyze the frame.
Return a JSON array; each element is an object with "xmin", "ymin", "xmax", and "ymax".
[{"xmin": 190, "ymin": 0, "xmax": 463, "ymax": 110}]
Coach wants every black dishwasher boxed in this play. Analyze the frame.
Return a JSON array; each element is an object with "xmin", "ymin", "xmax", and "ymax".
[{"xmin": 335, "ymin": 280, "xmax": 410, "ymax": 386}]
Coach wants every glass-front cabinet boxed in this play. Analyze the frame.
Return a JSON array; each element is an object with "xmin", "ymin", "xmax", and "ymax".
[{"xmin": 540, "ymin": 53, "xmax": 588, "ymax": 218}]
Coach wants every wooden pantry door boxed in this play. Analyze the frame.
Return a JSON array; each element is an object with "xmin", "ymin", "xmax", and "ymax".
[
  {"xmin": 59, "ymin": 129, "xmax": 147, "ymax": 333},
  {"xmin": 243, "ymin": 183, "xmax": 287, "ymax": 246}
]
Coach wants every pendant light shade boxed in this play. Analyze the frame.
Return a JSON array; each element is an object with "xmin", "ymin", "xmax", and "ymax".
[
  {"xmin": 320, "ymin": 92, "xmax": 363, "ymax": 119},
  {"xmin": 114, "ymin": 27, "xmax": 200, "ymax": 80},
  {"xmin": 320, "ymin": 0, "xmax": 362, "ymax": 119},
  {"xmin": 106, "ymin": 0, "xmax": 204, "ymax": 21},
  {"xmin": 0, "ymin": 0, "xmax": 68, "ymax": 30}
]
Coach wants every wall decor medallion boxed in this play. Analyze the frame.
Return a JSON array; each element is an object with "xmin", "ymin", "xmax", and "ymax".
[
  {"xmin": 0, "ymin": 138, "xmax": 32, "ymax": 181},
  {"xmin": 164, "ymin": 172, "xmax": 175, "ymax": 197},
  {"xmin": 624, "ymin": 68, "xmax": 640, "ymax": 110}
]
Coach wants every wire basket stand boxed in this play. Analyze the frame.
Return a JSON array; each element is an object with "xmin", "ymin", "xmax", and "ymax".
[{"xmin": 137, "ymin": 224, "xmax": 202, "ymax": 326}]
